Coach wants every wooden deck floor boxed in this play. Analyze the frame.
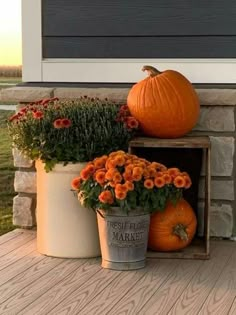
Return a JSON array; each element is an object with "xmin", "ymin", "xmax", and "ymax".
[{"xmin": 0, "ymin": 229, "xmax": 236, "ymax": 315}]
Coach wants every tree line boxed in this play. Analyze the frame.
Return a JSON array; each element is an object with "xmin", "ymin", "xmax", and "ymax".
[{"xmin": 0, "ymin": 66, "xmax": 22, "ymax": 77}]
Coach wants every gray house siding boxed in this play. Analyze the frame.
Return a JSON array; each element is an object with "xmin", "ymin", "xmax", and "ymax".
[{"xmin": 42, "ymin": 0, "xmax": 236, "ymax": 58}]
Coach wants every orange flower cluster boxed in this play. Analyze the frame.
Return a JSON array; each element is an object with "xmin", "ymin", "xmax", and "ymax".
[{"xmin": 72, "ymin": 151, "xmax": 192, "ymax": 207}]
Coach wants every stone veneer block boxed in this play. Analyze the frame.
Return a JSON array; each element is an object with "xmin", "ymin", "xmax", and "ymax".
[
  {"xmin": 54, "ymin": 88, "xmax": 129, "ymax": 103},
  {"xmin": 196, "ymin": 89, "xmax": 236, "ymax": 105},
  {"xmin": 12, "ymin": 148, "xmax": 33, "ymax": 168},
  {"xmin": 14, "ymin": 171, "xmax": 36, "ymax": 193},
  {"xmin": 197, "ymin": 203, "xmax": 233, "ymax": 237},
  {"xmin": 207, "ymin": 137, "xmax": 234, "ymax": 176},
  {"xmin": 194, "ymin": 107, "xmax": 235, "ymax": 132},
  {"xmin": 200, "ymin": 137, "xmax": 235, "ymax": 176},
  {"xmin": 0, "ymin": 87, "xmax": 54, "ymax": 102},
  {"xmin": 13, "ymin": 195, "xmax": 34, "ymax": 226},
  {"xmin": 198, "ymin": 179, "xmax": 234, "ymax": 201}
]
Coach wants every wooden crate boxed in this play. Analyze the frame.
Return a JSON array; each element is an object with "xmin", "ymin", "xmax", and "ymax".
[{"xmin": 128, "ymin": 136, "xmax": 211, "ymax": 260}]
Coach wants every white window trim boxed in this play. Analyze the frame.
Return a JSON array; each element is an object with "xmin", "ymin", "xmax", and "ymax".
[{"xmin": 22, "ymin": 0, "xmax": 236, "ymax": 83}]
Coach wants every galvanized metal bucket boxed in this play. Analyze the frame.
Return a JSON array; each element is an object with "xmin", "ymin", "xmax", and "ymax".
[{"xmin": 97, "ymin": 208, "xmax": 150, "ymax": 270}]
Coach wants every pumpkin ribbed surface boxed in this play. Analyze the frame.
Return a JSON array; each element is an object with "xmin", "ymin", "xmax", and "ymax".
[
  {"xmin": 127, "ymin": 67, "xmax": 200, "ymax": 138},
  {"xmin": 148, "ymin": 199, "xmax": 197, "ymax": 252}
]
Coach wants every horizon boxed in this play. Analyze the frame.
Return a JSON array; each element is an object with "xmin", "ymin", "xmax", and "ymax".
[{"xmin": 0, "ymin": 0, "xmax": 22, "ymax": 66}]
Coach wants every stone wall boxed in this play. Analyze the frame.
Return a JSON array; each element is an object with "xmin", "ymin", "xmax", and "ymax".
[{"xmin": 1, "ymin": 87, "xmax": 235, "ymax": 237}]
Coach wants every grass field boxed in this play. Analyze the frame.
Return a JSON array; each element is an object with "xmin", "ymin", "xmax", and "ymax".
[
  {"xmin": 0, "ymin": 76, "xmax": 22, "ymax": 235},
  {"xmin": 0, "ymin": 109, "xmax": 17, "ymax": 234},
  {"xmin": 0, "ymin": 76, "xmax": 21, "ymax": 91}
]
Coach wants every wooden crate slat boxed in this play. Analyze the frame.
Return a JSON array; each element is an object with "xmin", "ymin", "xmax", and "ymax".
[{"xmin": 129, "ymin": 135, "xmax": 211, "ymax": 260}]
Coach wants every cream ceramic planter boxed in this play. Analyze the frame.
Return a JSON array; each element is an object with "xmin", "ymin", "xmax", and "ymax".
[{"xmin": 36, "ymin": 160, "xmax": 101, "ymax": 258}]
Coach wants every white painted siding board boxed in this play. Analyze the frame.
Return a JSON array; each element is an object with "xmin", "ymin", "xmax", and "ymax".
[
  {"xmin": 22, "ymin": 0, "xmax": 42, "ymax": 81},
  {"xmin": 42, "ymin": 59, "xmax": 236, "ymax": 83}
]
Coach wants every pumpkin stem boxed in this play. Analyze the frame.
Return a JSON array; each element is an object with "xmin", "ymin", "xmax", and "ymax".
[
  {"xmin": 173, "ymin": 224, "xmax": 188, "ymax": 241},
  {"xmin": 142, "ymin": 65, "xmax": 162, "ymax": 77}
]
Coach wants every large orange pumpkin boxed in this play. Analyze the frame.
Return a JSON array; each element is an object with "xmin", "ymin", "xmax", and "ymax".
[
  {"xmin": 148, "ymin": 199, "xmax": 197, "ymax": 251},
  {"xmin": 127, "ymin": 65, "xmax": 200, "ymax": 138}
]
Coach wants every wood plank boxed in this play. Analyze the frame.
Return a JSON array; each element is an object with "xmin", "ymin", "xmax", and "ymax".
[
  {"xmin": 43, "ymin": 0, "xmax": 236, "ymax": 36},
  {"xmin": 147, "ymin": 238, "xmax": 209, "ymax": 260},
  {"xmin": 17, "ymin": 259, "xmax": 102, "ymax": 315},
  {"xmin": 46, "ymin": 267, "xmax": 122, "ymax": 314},
  {"xmin": 0, "ymin": 250, "xmax": 44, "ymax": 287},
  {"xmin": 0, "ymin": 256, "xmax": 64, "ymax": 306},
  {"xmin": 0, "ymin": 238, "xmax": 36, "ymax": 272},
  {"xmin": 228, "ymin": 297, "xmax": 236, "ymax": 315},
  {"xmin": 43, "ymin": 36, "xmax": 236, "ymax": 59},
  {"xmin": 0, "ymin": 229, "xmax": 26, "ymax": 245},
  {"xmin": 75, "ymin": 260, "xmax": 160, "ymax": 315},
  {"xmin": 167, "ymin": 242, "xmax": 235, "ymax": 315},
  {"xmin": 0, "ymin": 230, "xmax": 36, "ymax": 257},
  {"xmin": 135, "ymin": 260, "xmax": 203, "ymax": 314},
  {"xmin": 129, "ymin": 137, "xmax": 210, "ymax": 149},
  {"xmin": 0, "ymin": 258, "xmax": 88, "ymax": 315},
  {"xmin": 107, "ymin": 259, "xmax": 181, "ymax": 315},
  {"xmin": 196, "ymin": 246, "xmax": 236, "ymax": 315}
]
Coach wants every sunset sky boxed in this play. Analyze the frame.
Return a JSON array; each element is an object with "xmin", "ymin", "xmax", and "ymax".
[{"xmin": 0, "ymin": 0, "xmax": 22, "ymax": 65}]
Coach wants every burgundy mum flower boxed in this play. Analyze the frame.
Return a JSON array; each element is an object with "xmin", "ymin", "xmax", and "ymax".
[
  {"xmin": 53, "ymin": 119, "xmax": 63, "ymax": 129},
  {"xmin": 61, "ymin": 118, "xmax": 72, "ymax": 128},
  {"xmin": 33, "ymin": 111, "xmax": 44, "ymax": 119},
  {"xmin": 9, "ymin": 114, "xmax": 19, "ymax": 122}
]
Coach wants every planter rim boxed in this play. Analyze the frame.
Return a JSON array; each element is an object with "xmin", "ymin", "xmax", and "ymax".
[
  {"xmin": 97, "ymin": 207, "xmax": 150, "ymax": 217},
  {"xmin": 35, "ymin": 160, "xmax": 88, "ymax": 173}
]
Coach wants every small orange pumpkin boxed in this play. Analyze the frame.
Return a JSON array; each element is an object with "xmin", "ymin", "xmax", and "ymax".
[
  {"xmin": 148, "ymin": 199, "xmax": 197, "ymax": 251},
  {"xmin": 127, "ymin": 65, "xmax": 200, "ymax": 138}
]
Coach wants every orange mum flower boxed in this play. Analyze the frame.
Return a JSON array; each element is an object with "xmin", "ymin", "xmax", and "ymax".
[
  {"xmin": 151, "ymin": 162, "xmax": 167, "ymax": 171},
  {"xmin": 125, "ymin": 164, "xmax": 134, "ymax": 172},
  {"xmin": 123, "ymin": 172, "xmax": 133, "ymax": 182},
  {"xmin": 105, "ymin": 168, "xmax": 117, "ymax": 181},
  {"xmin": 100, "ymin": 155, "xmax": 108, "ymax": 165},
  {"xmin": 132, "ymin": 173, "xmax": 142, "ymax": 181},
  {"xmin": 86, "ymin": 164, "xmax": 95, "ymax": 174},
  {"xmin": 163, "ymin": 173, "xmax": 172, "ymax": 184},
  {"xmin": 80, "ymin": 168, "xmax": 90, "ymax": 181},
  {"xmin": 105, "ymin": 158, "xmax": 117, "ymax": 170},
  {"xmin": 115, "ymin": 190, "xmax": 127, "ymax": 200},
  {"xmin": 133, "ymin": 166, "xmax": 143, "ymax": 176},
  {"xmin": 94, "ymin": 158, "xmax": 105, "ymax": 169},
  {"xmin": 114, "ymin": 154, "xmax": 125, "ymax": 166},
  {"xmin": 124, "ymin": 181, "xmax": 134, "ymax": 191},
  {"xmin": 99, "ymin": 190, "xmax": 114, "ymax": 204},
  {"xmin": 113, "ymin": 172, "xmax": 123, "ymax": 183},
  {"xmin": 173, "ymin": 176, "xmax": 186, "ymax": 188},
  {"xmin": 143, "ymin": 169, "xmax": 150, "ymax": 178},
  {"xmin": 95, "ymin": 171, "xmax": 106, "ymax": 185},
  {"xmin": 136, "ymin": 162, "xmax": 145, "ymax": 169},
  {"xmin": 183, "ymin": 175, "xmax": 192, "ymax": 189},
  {"xmin": 144, "ymin": 179, "xmax": 154, "ymax": 189},
  {"xmin": 167, "ymin": 167, "xmax": 180, "ymax": 178},
  {"xmin": 115, "ymin": 184, "xmax": 128, "ymax": 193},
  {"xmin": 109, "ymin": 150, "xmax": 125, "ymax": 158},
  {"xmin": 107, "ymin": 181, "xmax": 116, "ymax": 188},
  {"xmin": 154, "ymin": 176, "xmax": 166, "ymax": 188},
  {"xmin": 71, "ymin": 177, "xmax": 82, "ymax": 190},
  {"xmin": 159, "ymin": 164, "xmax": 168, "ymax": 171},
  {"xmin": 156, "ymin": 171, "xmax": 164, "ymax": 177},
  {"xmin": 148, "ymin": 168, "xmax": 157, "ymax": 178}
]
